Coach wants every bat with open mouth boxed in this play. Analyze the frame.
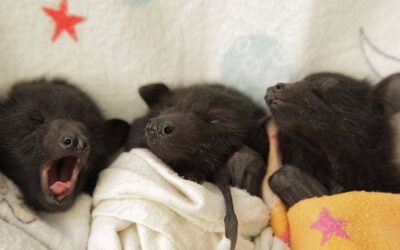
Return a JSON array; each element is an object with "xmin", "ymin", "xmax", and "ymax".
[{"xmin": 0, "ymin": 79, "xmax": 130, "ymax": 212}]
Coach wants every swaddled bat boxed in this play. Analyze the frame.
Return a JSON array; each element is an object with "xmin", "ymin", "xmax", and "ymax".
[{"xmin": 126, "ymin": 83, "xmax": 268, "ymax": 249}]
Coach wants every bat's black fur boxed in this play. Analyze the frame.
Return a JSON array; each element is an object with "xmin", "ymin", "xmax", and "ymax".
[
  {"xmin": 0, "ymin": 79, "xmax": 130, "ymax": 212},
  {"xmin": 265, "ymin": 73, "xmax": 400, "ymax": 206},
  {"xmin": 126, "ymin": 83, "xmax": 268, "ymax": 249}
]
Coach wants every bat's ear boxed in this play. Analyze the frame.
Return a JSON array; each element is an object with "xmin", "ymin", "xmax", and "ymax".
[
  {"xmin": 371, "ymin": 73, "xmax": 400, "ymax": 116},
  {"xmin": 139, "ymin": 83, "xmax": 170, "ymax": 108}
]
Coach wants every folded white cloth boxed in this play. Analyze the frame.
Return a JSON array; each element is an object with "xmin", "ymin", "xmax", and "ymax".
[
  {"xmin": 0, "ymin": 173, "xmax": 92, "ymax": 250},
  {"xmin": 88, "ymin": 148, "xmax": 287, "ymax": 250}
]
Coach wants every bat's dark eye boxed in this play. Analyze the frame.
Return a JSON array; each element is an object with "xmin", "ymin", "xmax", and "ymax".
[
  {"xmin": 30, "ymin": 116, "xmax": 45, "ymax": 125},
  {"xmin": 208, "ymin": 118, "xmax": 220, "ymax": 124},
  {"xmin": 311, "ymin": 89, "xmax": 324, "ymax": 100}
]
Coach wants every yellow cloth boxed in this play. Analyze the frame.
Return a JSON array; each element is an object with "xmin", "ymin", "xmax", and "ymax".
[
  {"xmin": 288, "ymin": 191, "xmax": 400, "ymax": 250},
  {"xmin": 269, "ymin": 199, "xmax": 289, "ymax": 244}
]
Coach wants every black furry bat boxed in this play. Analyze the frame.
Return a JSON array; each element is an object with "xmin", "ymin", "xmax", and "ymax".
[
  {"xmin": 265, "ymin": 73, "xmax": 400, "ymax": 207},
  {"xmin": 0, "ymin": 79, "xmax": 130, "ymax": 212},
  {"xmin": 126, "ymin": 83, "xmax": 268, "ymax": 249}
]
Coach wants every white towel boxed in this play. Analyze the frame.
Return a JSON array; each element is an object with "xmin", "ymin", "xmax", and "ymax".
[
  {"xmin": 0, "ymin": 173, "xmax": 92, "ymax": 250},
  {"xmin": 88, "ymin": 148, "xmax": 288, "ymax": 250}
]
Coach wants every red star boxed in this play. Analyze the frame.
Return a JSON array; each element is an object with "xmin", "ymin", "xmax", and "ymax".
[
  {"xmin": 311, "ymin": 208, "xmax": 350, "ymax": 245},
  {"xmin": 42, "ymin": 0, "xmax": 85, "ymax": 42}
]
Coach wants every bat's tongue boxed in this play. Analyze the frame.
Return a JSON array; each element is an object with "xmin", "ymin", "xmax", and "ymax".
[{"xmin": 49, "ymin": 181, "xmax": 72, "ymax": 195}]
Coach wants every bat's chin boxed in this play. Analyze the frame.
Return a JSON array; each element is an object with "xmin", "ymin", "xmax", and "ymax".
[{"xmin": 146, "ymin": 138, "xmax": 188, "ymax": 162}]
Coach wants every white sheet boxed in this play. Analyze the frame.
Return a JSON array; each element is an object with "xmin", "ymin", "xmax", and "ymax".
[
  {"xmin": 1, "ymin": 0, "xmax": 400, "ymax": 120},
  {"xmin": 0, "ymin": 173, "xmax": 91, "ymax": 250}
]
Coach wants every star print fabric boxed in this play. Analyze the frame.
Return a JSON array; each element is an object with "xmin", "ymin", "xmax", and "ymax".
[
  {"xmin": 310, "ymin": 208, "xmax": 350, "ymax": 245},
  {"xmin": 43, "ymin": 0, "xmax": 85, "ymax": 42},
  {"xmin": 287, "ymin": 191, "xmax": 400, "ymax": 250}
]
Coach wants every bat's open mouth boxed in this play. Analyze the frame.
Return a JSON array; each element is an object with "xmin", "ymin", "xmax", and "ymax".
[{"xmin": 41, "ymin": 156, "xmax": 81, "ymax": 201}]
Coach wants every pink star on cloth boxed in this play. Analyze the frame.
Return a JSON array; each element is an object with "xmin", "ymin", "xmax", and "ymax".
[{"xmin": 311, "ymin": 208, "xmax": 350, "ymax": 245}]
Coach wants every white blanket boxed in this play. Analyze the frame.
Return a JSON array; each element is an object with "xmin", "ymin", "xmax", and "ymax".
[
  {"xmin": 0, "ymin": 173, "xmax": 92, "ymax": 250},
  {"xmin": 88, "ymin": 149, "xmax": 288, "ymax": 250}
]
